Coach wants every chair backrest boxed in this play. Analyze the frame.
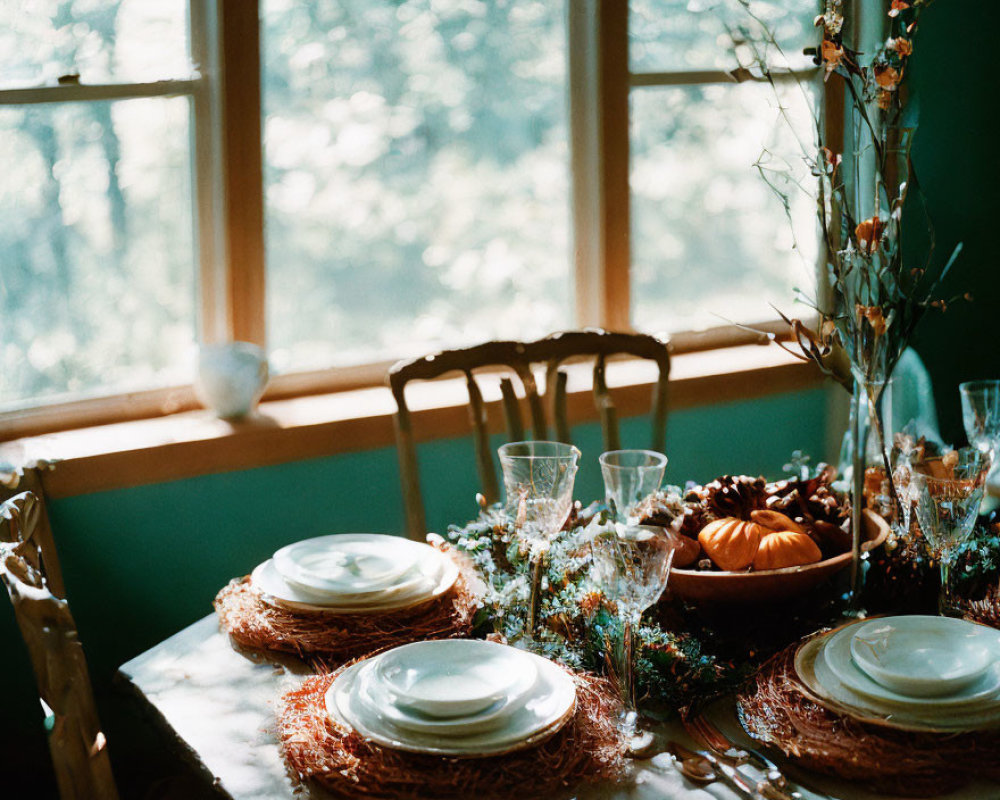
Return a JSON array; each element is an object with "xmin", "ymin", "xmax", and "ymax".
[
  {"xmin": 1, "ymin": 490, "xmax": 119, "ymax": 800},
  {"xmin": 388, "ymin": 328, "xmax": 671, "ymax": 540}
]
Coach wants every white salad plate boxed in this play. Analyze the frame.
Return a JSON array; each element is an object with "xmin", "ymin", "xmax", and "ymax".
[
  {"xmin": 825, "ymin": 622, "xmax": 1000, "ymax": 709},
  {"xmin": 273, "ymin": 534, "xmax": 414, "ymax": 595},
  {"xmin": 849, "ymin": 615, "xmax": 1000, "ymax": 697},
  {"xmin": 354, "ymin": 656, "xmax": 538, "ymax": 735},
  {"xmin": 326, "ymin": 645, "xmax": 577, "ymax": 756},
  {"xmin": 250, "ymin": 538, "xmax": 457, "ymax": 614},
  {"xmin": 796, "ymin": 628, "xmax": 1000, "ymax": 732},
  {"xmin": 373, "ymin": 639, "xmax": 537, "ymax": 717}
]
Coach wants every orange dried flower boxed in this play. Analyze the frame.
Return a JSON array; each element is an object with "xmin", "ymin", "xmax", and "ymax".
[
  {"xmin": 887, "ymin": 37, "xmax": 913, "ymax": 56},
  {"xmin": 821, "ymin": 39, "xmax": 845, "ymax": 79},
  {"xmin": 889, "ymin": 0, "xmax": 910, "ymax": 18},
  {"xmin": 856, "ymin": 305, "xmax": 887, "ymax": 337},
  {"xmin": 877, "ymin": 90, "xmax": 893, "ymax": 110},
  {"xmin": 578, "ymin": 590, "xmax": 604, "ymax": 618},
  {"xmin": 875, "ymin": 64, "xmax": 901, "ymax": 90},
  {"xmin": 855, "ymin": 215, "xmax": 886, "ymax": 254}
]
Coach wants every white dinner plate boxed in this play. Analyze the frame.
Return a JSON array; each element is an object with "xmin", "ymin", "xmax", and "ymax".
[
  {"xmin": 796, "ymin": 629, "xmax": 1000, "ymax": 732},
  {"xmin": 824, "ymin": 623, "xmax": 1000, "ymax": 709},
  {"xmin": 373, "ymin": 639, "xmax": 537, "ymax": 717},
  {"xmin": 326, "ymin": 649, "xmax": 577, "ymax": 756},
  {"xmin": 273, "ymin": 534, "xmax": 415, "ymax": 595},
  {"xmin": 250, "ymin": 541, "xmax": 458, "ymax": 614},
  {"xmin": 849, "ymin": 615, "xmax": 1000, "ymax": 697},
  {"xmin": 354, "ymin": 652, "xmax": 539, "ymax": 735}
]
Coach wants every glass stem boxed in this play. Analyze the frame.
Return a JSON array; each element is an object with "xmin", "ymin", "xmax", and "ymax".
[
  {"xmin": 527, "ymin": 554, "xmax": 543, "ymax": 637},
  {"xmin": 849, "ymin": 382, "xmax": 865, "ymax": 611},
  {"xmin": 939, "ymin": 558, "xmax": 952, "ymax": 616},
  {"xmin": 622, "ymin": 615, "xmax": 636, "ymax": 718}
]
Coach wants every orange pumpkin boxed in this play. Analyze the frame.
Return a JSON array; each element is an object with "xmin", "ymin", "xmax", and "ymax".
[
  {"xmin": 752, "ymin": 531, "xmax": 822, "ymax": 571},
  {"xmin": 697, "ymin": 518, "xmax": 763, "ymax": 571}
]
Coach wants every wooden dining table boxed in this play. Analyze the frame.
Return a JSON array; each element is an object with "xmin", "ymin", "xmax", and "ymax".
[{"xmin": 118, "ymin": 615, "xmax": 997, "ymax": 800}]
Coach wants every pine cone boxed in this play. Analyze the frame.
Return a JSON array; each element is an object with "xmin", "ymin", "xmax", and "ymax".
[
  {"xmin": 636, "ymin": 492, "xmax": 707, "ymax": 536},
  {"xmin": 767, "ymin": 465, "xmax": 849, "ymax": 527},
  {"xmin": 698, "ymin": 475, "xmax": 767, "ymax": 520}
]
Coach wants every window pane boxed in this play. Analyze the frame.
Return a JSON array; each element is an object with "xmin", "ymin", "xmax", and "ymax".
[
  {"xmin": 630, "ymin": 82, "xmax": 818, "ymax": 334},
  {"xmin": 0, "ymin": 0, "xmax": 191, "ymax": 89},
  {"xmin": 0, "ymin": 97, "xmax": 196, "ymax": 410},
  {"xmin": 630, "ymin": 0, "xmax": 818, "ymax": 74},
  {"xmin": 262, "ymin": 0, "xmax": 571, "ymax": 373}
]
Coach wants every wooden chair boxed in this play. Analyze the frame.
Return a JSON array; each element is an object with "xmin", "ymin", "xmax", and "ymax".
[
  {"xmin": 1, "ymin": 489, "xmax": 119, "ymax": 800},
  {"xmin": 388, "ymin": 329, "xmax": 671, "ymax": 540}
]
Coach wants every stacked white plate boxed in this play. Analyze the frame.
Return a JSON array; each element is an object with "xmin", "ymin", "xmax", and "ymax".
[
  {"xmin": 795, "ymin": 615, "xmax": 1000, "ymax": 732},
  {"xmin": 325, "ymin": 639, "xmax": 578, "ymax": 756},
  {"xmin": 250, "ymin": 533, "xmax": 458, "ymax": 614}
]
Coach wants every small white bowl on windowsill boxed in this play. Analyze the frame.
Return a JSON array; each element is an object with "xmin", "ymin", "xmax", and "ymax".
[{"xmin": 195, "ymin": 341, "xmax": 269, "ymax": 420}]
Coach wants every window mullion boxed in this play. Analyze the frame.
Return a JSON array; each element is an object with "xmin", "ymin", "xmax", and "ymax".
[
  {"xmin": 215, "ymin": 0, "xmax": 267, "ymax": 348},
  {"xmin": 598, "ymin": 0, "xmax": 631, "ymax": 332},
  {"xmin": 190, "ymin": 0, "xmax": 227, "ymax": 346},
  {"xmin": 569, "ymin": 0, "xmax": 630, "ymax": 332}
]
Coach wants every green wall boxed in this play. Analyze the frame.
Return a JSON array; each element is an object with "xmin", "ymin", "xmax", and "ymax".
[
  {"xmin": 1, "ymin": 387, "xmax": 829, "ymax": 788},
  {"xmin": 908, "ymin": 0, "xmax": 1000, "ymax": 442}
]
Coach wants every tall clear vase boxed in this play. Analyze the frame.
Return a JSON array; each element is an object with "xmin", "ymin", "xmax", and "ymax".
[
  {"xmin": 848, "ymin": 380, "xmax": 867, "ymax": 613},
  {"xmin": 848, "ymin": 377, "xmax": 894, "ymax": 613}
]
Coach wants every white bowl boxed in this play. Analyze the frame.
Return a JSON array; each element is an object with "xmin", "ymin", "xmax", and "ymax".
[
  {"xmin": 273, "ymin": 534, "xmax": 415, "ymax": 595},
  {"xmin": 795, "ymin": 631, "xmax": 1000, "ymax": 732},
  {"xmin": 850, "ymin": 616, "xmax": 999, "ymax": 698},
  {"xmin": 373, "ymin": 639, "xmax": 536, "ymax": 718},
  {"xmin": 326, "ymin": 650, "xmax": 576, "ymax": 756},
  {"xmin": 249, "ymin": 542, "xmax": 457, "ymax": 614},
  {"xmin": 823, "ymin": 624, "xmax": 1000, "ymax": 709},
  {"xmin": 354, "ymin": 657, "xmax": 538, "ymax": 736}
]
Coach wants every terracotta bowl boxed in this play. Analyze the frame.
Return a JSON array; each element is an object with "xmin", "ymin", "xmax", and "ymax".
[{"xmin": 667, "ymin": 509, "xmax": 890, "ymax": 605}]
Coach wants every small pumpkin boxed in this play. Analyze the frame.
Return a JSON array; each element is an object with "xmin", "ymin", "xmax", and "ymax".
[
  {"xmin": 751, "ymin": 509, "xmax": 805, "ymax": 534},
  {"xmin": 697, "ymin": 518, "xmax": 763, "ymax": 571},
  {"xmin": 672, "ymin": 535, "xmax": 702, "ymax": 569},
  {"xmin": 752, "ymin": 531, "xmax": 822, "ymax": 571}
]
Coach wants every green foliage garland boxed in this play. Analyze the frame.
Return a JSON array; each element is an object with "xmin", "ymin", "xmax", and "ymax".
[{"xmin": 445, "ymin": 502, "xmax": 744, "ymax": 711}]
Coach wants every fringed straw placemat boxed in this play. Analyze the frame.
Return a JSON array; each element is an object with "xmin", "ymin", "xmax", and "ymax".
[
  {"xmin": 214, "ymin": 545, "xmax": 479, "ymax": 670},
  {"xmin": 737, "ymin": 642, "xmax": 1000, "ymax": 797},
  {"xmin": 276, "ymin": 665, "xmax": 626, "ymax": 799}
]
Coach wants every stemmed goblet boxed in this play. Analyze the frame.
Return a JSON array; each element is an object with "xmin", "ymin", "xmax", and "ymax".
[
  {"xmin": 498, "ymin": 441, "xmax": 581, "ymax": 641},
  {"xmin": 960, "ymin": 380, "xmax": 1000, "ymax": 474},
  {"xmin": 599, "ymin": 449, "xmax": 668, "ymax": 527},
  {"xmin": 910, "ymin": 448, "xmax": 988, "ymax": 616},
  {"xmin": 590, "ymin": 525, "xmax": 679, "ymax": 753}
]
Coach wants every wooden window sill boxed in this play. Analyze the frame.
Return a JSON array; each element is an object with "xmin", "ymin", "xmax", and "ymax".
[{"xmin": 0, "ymin": 344, "xmax": 822, "ymax": 499}]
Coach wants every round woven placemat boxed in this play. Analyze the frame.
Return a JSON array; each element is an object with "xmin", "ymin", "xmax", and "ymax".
[
  {"xmin": 214, "ymin": 546, "xmax": 479, "ymax": 670},
  {"xmin": 737, "ymin": 639, "xmax": 1000, "ymax": 796},
  {"xmin": 276, "ymin": 665, "xmax": 626, "ymax": 799}
]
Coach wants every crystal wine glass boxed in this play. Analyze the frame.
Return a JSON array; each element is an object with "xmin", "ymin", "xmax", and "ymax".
[
  {"xmin": 599, "ymin": 449, "xmax": 667, "ymax": 527},
  {"xmin": 960, "ymin": 380, "xmax": 1000, "ymax": 473},
  {"xmin": 498, "ymin": 441, "xmax": 580, "ymax": 639},
  {"xmin": 590, "ymin": 525, "xmax": 679, "ymax": 753},
  {"xmin": 910, "ymin": 449, "xmax": 988, "ymax": 616}
]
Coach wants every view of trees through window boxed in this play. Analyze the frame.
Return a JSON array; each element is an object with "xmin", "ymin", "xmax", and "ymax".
[
  {"xmin": 263, "ymin": 0, "xmax": 571, "ymax": 374},
  {"xmin": 1, "ymin": 0, "xmax": 819, "ymax": 413},
  {"xmin": 0, "ymin": 1, "xmax": 194, "ymax": 411}
]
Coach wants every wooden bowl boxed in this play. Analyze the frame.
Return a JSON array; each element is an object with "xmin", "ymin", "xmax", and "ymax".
[{"xmin": 667, "ymin": 510, "xmax": 890, "ymax": 605}]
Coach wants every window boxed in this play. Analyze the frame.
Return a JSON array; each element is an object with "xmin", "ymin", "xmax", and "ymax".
[
  {"xmin": 1, "ymin": 0, "xmax": 823, "ymax": 433},
  {"xmin": 0, "ymin": 0, "xmax": 220, "ymax": 420},
  {"xmin": 628, "ymin": 0, "xmax": 820, "ymax": 334}
]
